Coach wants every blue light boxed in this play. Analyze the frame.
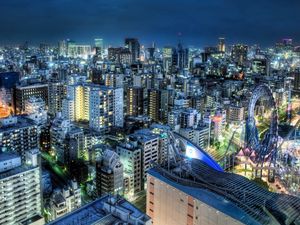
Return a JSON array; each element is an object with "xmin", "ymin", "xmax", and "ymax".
[{"xmin": 185, "ymin": 142, "xmax": 223, "ymax": 172}]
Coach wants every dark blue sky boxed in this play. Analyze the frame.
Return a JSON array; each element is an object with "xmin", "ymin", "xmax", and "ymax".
[{"xmin": 1, "ymin": 0, "xmax": 300, "ymax": 47}]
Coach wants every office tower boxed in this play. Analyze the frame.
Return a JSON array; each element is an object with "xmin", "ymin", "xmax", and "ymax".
[
  {"xmin": 48, "ymin": 180, "xmax": 81, "ymax": 221},
  {"xmin": 48, "ymin": 81, "xmax": 65, "ymax": 117},
  {"xmin": 218, "ymin": 37, "xmax": 225, "ymax": 52},
  {"xmin": 67, "ymin": 43, "xmax": 92, "ymax": 59},
  {"xmin": 96, "ymin": 149, "xmax": 123, "ymax": 196},
  {"xmin": 94, "ymin": 38, "xmax": 104, "ymax": 56},
  {"xmin": 58, "ymin": 40, "xmax": 67, "ymax": 57},
  {"xmin": 89, "ymin": 86, "xmax": 124, "ymax": 133},
  {"xmin": 231, "ymin": 44, "xmax": 248, "ymax": 66},
  {"xmin": 108, "ymin": 47, "xmax": 132, "ymax": 64},
  {"xmin": 48, "ymin": 195, "xmax": 151, "ymax": 225},
  {"xmin": 0, "ymin": 151, "xmax": 43, "ymax": 225},
  {"xmin": 163, "ymin": 46, "xmax": 173, "ymax": 72},
  {"xmin": 0, "ymin": 116, "xmax": 39, "ymax": 161},
  {"xmin": 147, "ymin": 46, "xmax": 155, "ymax": 61},
  {"xmin": 177, "ymin": 43, "xmax": 189, "ymax": 71},
  {"xmin": 95, "ymin": 38, "xmax": 104, "ymax": 49},
  {"xmin": 15, "ymin": 83, "xmax": 48, "ymax": 114},
  {"xmin": 116, "ymin": 140, "xmax": 143, "ymax": 196},
  {"xmin": 125, "ymin": 38, "xmax": 140, "ymax": 62},
  {"xmin": 226, "ymin": 104, "xmax": 245, "ymax": 124},
  {"xmin": 127, "ymin": 86, "xmax": 144, "ymax": 116}
]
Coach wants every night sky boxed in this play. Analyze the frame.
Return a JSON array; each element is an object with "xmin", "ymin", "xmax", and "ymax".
[{"xmin": 1, "ymin": 0, "xmax": 300, "ymax": 47}]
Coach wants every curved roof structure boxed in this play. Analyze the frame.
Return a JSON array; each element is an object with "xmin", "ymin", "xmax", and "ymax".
[
  {"xmin": 173, "ymin": 132, "xmax": 223, "ymax": 172},
  {"xmin": 152, "ymin": 159, "xmax": 300, "ymax": 225}
]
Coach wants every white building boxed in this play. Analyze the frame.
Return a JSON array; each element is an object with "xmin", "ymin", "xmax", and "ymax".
[
  {"xmin": 0, "ymin": 152, "xmax": 43, "ymax": 225},
  {"xmin": 89, "ymin": 86, "xmax": 124, "ymax": 133},
  {"xmin": 116, "ymin": 141, "xmax": 142, "ymax": 196}
]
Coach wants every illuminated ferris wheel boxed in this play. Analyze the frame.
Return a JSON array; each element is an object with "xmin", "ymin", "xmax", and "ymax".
[{"xmin": 245, "ymin": 84, "xmax": 279, "ymax": 164}]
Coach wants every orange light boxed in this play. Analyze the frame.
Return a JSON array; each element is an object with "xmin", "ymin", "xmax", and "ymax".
[{"xmin": 213, "ymin": 115, "xmax": 222, "ymax": 123}]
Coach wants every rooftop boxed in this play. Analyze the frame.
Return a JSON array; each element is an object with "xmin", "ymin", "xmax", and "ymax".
[
  {"xmin": 149, "ymin": 159, "xmax": 300, "ymax": 225},
  {"xmin": 0, "ymin": 116, "xmax": 36, "ymax": 131},
  {"xmin": 48, "ymin": 195, "xmax": 151, "ymax": 225}
]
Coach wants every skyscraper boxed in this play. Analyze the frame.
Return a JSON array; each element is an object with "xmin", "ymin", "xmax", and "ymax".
[
  {"xmin": 125, "ymin": 38, "xmax": 140, "ymax": 62},
  {"xmin": 231, "ymin": 44, "xmax": 248, "ymax": 66},
  {"xmin": 218, "ymin": 37, "xmax": 226, "ymax": 52}
]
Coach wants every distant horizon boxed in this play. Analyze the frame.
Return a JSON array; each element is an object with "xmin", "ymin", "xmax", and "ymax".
[{"xmin": 0, "ymin": 36, "xmax": 298, "ymax": 49}]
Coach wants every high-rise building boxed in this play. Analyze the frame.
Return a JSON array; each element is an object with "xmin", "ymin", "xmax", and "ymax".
[
  {"xmin": 89, "ymin": 86, "xmax": 124, "ymax": 133},
  {"xmin": 130, "ymin": 129, "xmax": 159, "ymax": 181},
  {"xmin": 177, "ymin": 43, "xmax": 189, "ymax": 71},
  {"xmin": 231, "ymin": 44, "xmax": 248, "ymax": 66},
  {"xmin": 163, "ymin": 47, "xmax": 173, "ymax": 72},
  {"xmin": 96, "ymin": 149, "xmax": 123, "ymax": 196},
  {"xmin": 148, "ymin": 89, "xmax": 161, "ymax": 122},
  {"xmin": 95, "ymin": 38, "xmax": 104, "ymax": 48},
  {"xmin": 15, "ymin": 83, "xmax": 48, "ymax": 114},
  {"xmin": 218, "ymin": 37, "xmax": 226, "ymax": 52},
  {"xmin": 48, "ymin": 81, "xmax": 65, "ymax": 117},
  {"xmin": 67, "ymin": 43, "xmax": 92, "ymax": 59},
  {"xmin": 108, "ymin": 47, "xmax": 132, "ymax": 64},
  {"xmin": 0, "ymin": 116, "xmax": 39, "ymax": 161},
  {"xmin": 125, "ymin": 38, "xmax": 140, "ymax": 62},
  {"xmin": 58, "ymin": 40, "xmax": 67, "ymax": 57},
  {"xmin": 0, "ymin": 151, "xmax": 43, "ymax": 225},
  {"xmin": 116, "ymin": 140, "xmax": 143, "ymax": 196},
  {"xmin": 127, "ymin": 86, "xmax": 144, "ymax": 116}
]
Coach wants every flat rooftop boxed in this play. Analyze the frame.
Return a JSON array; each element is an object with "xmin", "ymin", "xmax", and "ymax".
[{"xmin": 48, "ymin": 195, "xmax": 150, "ymax": 225}]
